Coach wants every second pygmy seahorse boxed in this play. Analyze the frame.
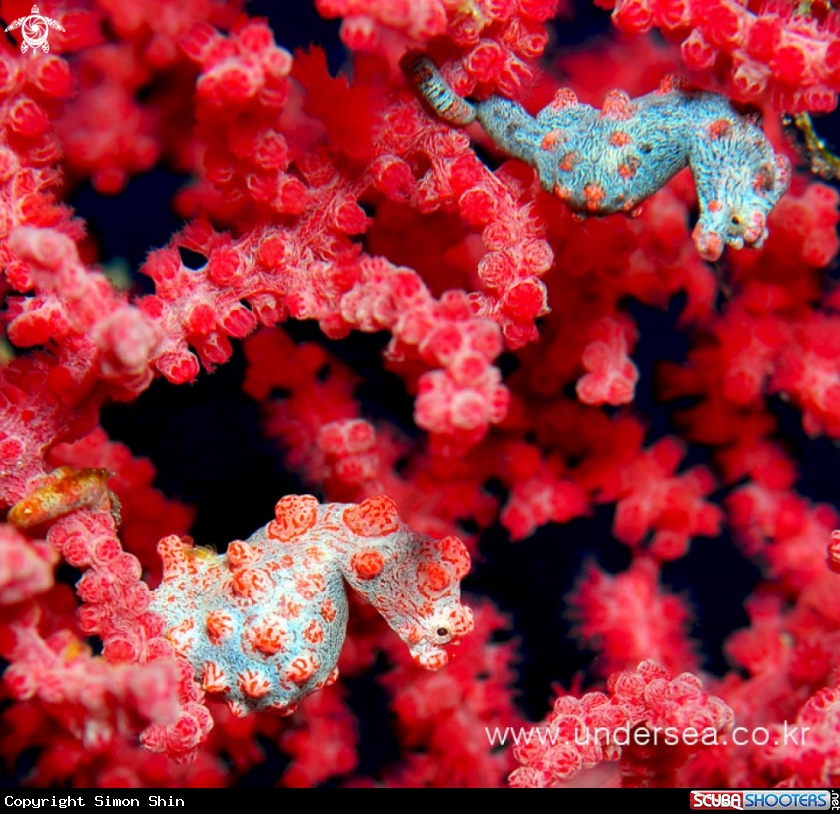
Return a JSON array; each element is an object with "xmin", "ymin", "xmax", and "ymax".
[
  {"xmin": 150, "ymin": 494, "xmax": 474, "ymax": 717},
  {"xmin": 403, "ymin": 54, "xmax": 791, "ymax": 261}
]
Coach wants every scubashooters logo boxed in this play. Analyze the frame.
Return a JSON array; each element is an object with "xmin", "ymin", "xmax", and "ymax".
[
  {"xmin": 5, "ymin": 5, "xmax": 65, "ymax": 54},
  {"xmin": 690, "ymin": 791, "xmax": 837, "ymax": 811}
]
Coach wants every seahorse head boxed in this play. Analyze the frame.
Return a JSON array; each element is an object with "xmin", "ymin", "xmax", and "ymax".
[
  {"xmin": 337, "ymin": 496, "xmax": 474, "ymax": 669},
  {"xmin": 690, "ymin": 102, "xmax": 791, "ymax": 261}
]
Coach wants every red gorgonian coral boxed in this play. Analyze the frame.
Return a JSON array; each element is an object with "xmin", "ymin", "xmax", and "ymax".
[{"xmin": 1, "ymin": 0, "xmax": 839, "ymax": 789}]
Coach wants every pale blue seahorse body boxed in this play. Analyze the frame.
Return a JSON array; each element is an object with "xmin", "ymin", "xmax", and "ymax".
[{"xmin": 405, "ymin": 55, "xmax": 790, "ymax": 261}]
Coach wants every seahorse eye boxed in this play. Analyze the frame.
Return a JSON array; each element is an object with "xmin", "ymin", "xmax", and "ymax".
[{"xmin": 436, "ymin": 627, "xmax": 450, "ymax": 638}]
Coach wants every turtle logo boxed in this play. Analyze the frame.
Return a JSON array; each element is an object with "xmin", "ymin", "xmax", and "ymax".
[{"xmin": 5, "ymin": 5, "xmax": 65, "ymax": 54}]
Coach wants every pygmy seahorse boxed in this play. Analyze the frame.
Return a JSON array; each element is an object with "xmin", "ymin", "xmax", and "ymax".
[
  {"xmin": 404, "ymin": 54, "xmax": 791, "ymax": 261},
  {"xmin": 150, "ymin": 494, "xmax": 474, "ymax": 716}
]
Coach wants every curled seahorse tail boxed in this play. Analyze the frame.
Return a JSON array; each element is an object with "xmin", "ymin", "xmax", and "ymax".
[{"xmin": 401, "ymin": 53, "xmax": 477, "ymax": 126}]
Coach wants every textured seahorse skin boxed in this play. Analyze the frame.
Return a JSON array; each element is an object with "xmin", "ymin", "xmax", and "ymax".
[
  {"xmin": 403, "ymin": 56, "xmax": 791, "ymax": 261},
  {"xmin": 150, "ymin": 494, "xmax": 474, "ymax": 717}
]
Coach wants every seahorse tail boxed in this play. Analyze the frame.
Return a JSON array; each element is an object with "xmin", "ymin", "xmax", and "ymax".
[{"xmin": 401, "ymin": 53, "xmax": 477, "ymax": 127}]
